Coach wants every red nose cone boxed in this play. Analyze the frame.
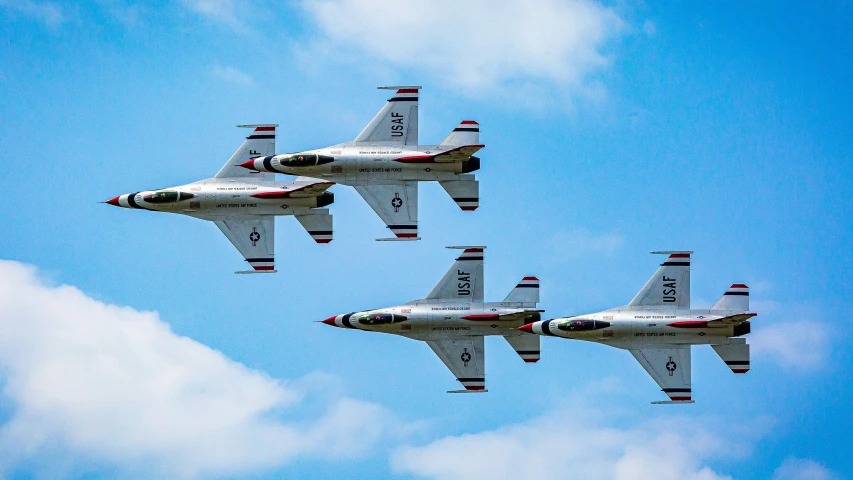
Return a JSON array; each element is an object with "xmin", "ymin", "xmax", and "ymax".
[
  {"xmin": 239, "ymin": 159, "xmax": 259, "ymax": 170},
  {"xmin": 518, "ymin": 323, "xmax": 534, "ymax": 333},
  {"xmin": 320, "ymin": 316, "xmax": 337, "ymax": 326},
  {"xmin": 105, "ymin": 196, "xmax": 121, "ymax": 206}
]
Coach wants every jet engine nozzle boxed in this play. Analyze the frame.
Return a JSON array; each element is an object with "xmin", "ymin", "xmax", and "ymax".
[
  {"xmin": 461, "ymin": 156, "xmax": 481, "ymax": 173},
  {"xmin": 316, "ymin": 191, "xmax": 335, "ymax": 208}
]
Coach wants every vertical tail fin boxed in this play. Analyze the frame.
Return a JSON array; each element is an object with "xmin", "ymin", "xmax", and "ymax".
[
  {"xmin": 425, "ymin": 246, "xmax": 485, "ymax": 302},
  {"xmin": 628, "ymin": 251, "xmax": 692, "ymax": 309},
  {"xmin": 215, "ymin": 125, "xmax": 277, "ymax": 179},
  {"xmin": 441, "ymin": 120, "xmax": 480, "ymax": 146},
  {"xmin": 503, "ymin": 276, "xmax": 539, "ymax": 307},
  {"xmin": 712, "ymin": 284, "xmax": 749, "ymax": 311},
  {"xmin": 354, "ymin": 86, "xmax": 420, "ymax": 145}
]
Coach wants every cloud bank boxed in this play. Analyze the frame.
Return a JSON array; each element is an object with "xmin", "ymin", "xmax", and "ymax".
[
  {"xmin": 0, "ymin": 260, "xmax": 393, "ymax": 478},
  {"xmin": 302, "ymin": 0, "xmax": 625, "ymax": 93}
]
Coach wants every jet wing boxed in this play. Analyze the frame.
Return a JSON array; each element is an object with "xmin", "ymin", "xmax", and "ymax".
[
  {"xmin": 394, "ymin": 144, "xmax": 485, "ymax": 164},
  {"xmin": 354, "ymin": 182, "xmax": 419, "ymax": 240},
  {"xmin": 426, "ymin": 247, "xmax": 484, "ymax": 302},
  {"xmin": 629, "ymin": 346, "xmax": 693, "ymax": 404},
  {"xmin": 214, "ymin": 216, "xmax": 276, "ymax": 273},
  {"xmin": 426, "ymin": 336, "xmax": 486, "ymax": 393}
]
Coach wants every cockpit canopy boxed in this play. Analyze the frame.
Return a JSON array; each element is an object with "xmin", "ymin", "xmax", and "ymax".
[
  {"xmin": 556, "ymin": 319, "xmax": 611, "ymax": 331},
  {"xmin": 356, "ymin": 313, "xmax": 408, "ymax": 325},
  {"xmin": 277, "ymin": 153, "xmax": 335, "ymax": 168},
  {"xmin": 143, "ymin": 191, "xmax": 195, "ymax": 204}
]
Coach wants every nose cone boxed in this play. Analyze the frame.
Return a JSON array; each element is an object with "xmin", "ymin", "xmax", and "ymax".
[
  {"xmin": 320, "ymin": 315, "xmax": 338, "ymax": 326},
  {"xmin": 104, "ymin": 196, "xmax": 121, "ymax": 206},
  {"xmin": 239, "ymin": 159, "xmax": 260, "ymax": 170},
  {"xmin": 518, "ymin": 323, "xmax": 535, "ymax": 333}
]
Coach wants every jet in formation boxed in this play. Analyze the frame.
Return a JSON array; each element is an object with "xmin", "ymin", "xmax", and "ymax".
[
  {"xmin": 519, "ymin": 252, "xmax": 755, "ymax": 403},
  {"xmin": 240, "ymin": 86, "xmax": 482, "ymax": 240},
  {"xmin": 321, "ymin": 246, "xmax": 542, "ymax": 392},
  {"xmin": 104, "ymin": 125, "xmax": 334, "ymax": 273}
]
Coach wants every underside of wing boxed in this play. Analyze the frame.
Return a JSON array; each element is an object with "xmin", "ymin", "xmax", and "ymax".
[
  {"xmin": 214, "ymin": 216, "xmax": 275, "ymax": 273},
  {"xmin": 426, "ymin": 336, "xmax": 486, "ymax": 392},
  {"xmin": 354, "ymin": 182, "xmax": 419, "ymax": 240},
  {"xmin": 629, "ymin": 346, "xmax": 693, "ymax": 403}
]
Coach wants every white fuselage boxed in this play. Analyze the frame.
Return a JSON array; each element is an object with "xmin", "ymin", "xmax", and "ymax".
[
  {"xmin": 538, "ymin": 307, "xmax": 750, "ymax": 350},
  {"xmin": 329, "ymin": 300, "xmax": 537, "ymax": 341},
  {"xmin": 110, "ymin": 178, "xmax": 331, "ymax": 220},
  {"xmin": 269, "ymin": 143, "xmax": 477, "ymax": 185}
]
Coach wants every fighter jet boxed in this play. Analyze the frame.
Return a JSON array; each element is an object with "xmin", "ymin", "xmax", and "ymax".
[
  {"xmin": 239, "ymin": 87, "xmax": 481, "ymax": 240},
  {"xmin": 320, "ymin": 246, "xmax": 542, "ymax": 392},
  {"xmin": 519, "ymin": 252, "xmax": 755, "ymax": 404},
  {"xmin": 104, "ymin": 125, "xmax": 334, "ymax": 273}
]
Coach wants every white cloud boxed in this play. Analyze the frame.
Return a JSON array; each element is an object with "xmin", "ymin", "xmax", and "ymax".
[
  {"xmin": 302, "ymin": 0, "xmax": 625, "ymax": 93},
  {"xmin": 0, "ymin": 260, "xmax": 396, "ymax": 478},
  {"xmin": 547, "ymin": 227, "xmax": 624, "ymax": 260},
  {"xmin": 0, "ymin": 0, "xmax": 65, "ymax": 28},
  {"xmin": 772, "ymin": 457, "xmax": 837, "ymax": 480},
  {"xmin": 179, "ymin": 0, "xmax": 238, "ymax": 24},
  {"xmin": 642, "ymin": 19, "xmax": 656, "ymax": 38},
  {"xmin": 750, "ymin": 320, "xmax": 828, "ymax": 370},
  {"xmin": 212, "ymin": 64, "xmax": 254, "ymax": 86},
  {"xmin": 391, "ymin": 399, "xmax": 761, "ymax": 480}
]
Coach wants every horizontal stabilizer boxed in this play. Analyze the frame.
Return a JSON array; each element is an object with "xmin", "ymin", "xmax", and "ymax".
[
  {"xmin": 295, "ymin": 209, "xmax": 333, "ymax": 243},
  {"xmin": 441, "ymin": 120, "xmax": 480, "ymax": 146},
  {"xmin": 503, "ymin": 276, "xmax": 539, "ymax": 306},
  {"xmin": 712, "ymin": 284, "xmax": 749, "ymax": 311},
  {"xmin": 712, "ymin": 341, "xmax": 750, "ymax": 374},
  {"xmin": 504, "ymin": 334, "xmax": 540, "ymax": 363},
  {"xmin": 439, "ymin": 175, "xmax": 479, "ymax": 211}
]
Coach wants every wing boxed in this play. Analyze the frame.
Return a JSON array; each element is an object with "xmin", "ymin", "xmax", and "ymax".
[
  {"xmin": 426, "ymin": 247, "xmax": 484, "ymax": 302},
  {"xmin": 354, "ymin": 182, "xmax": 419, "ymax": 240},
  {"xmin": 354, "ymin": 87, "xmax": 419, "ymax": 145},
  {"xmin": 628, "ymin": 252, "xmax": 692, "ymax": 309},
  {"xmin": 426, "ymin": 335, "xmax": 486, "ymax": 392},
  {"xmin": 629, "ymin": 346, "xmax": 693, "ymax": 403},
  {"xmin": 214, "ymin": 217, "xmax": 275, "ymax": 273},
  {"xmin": 215, "ymin": 125, "xmax": 277, "ymax": 180}
]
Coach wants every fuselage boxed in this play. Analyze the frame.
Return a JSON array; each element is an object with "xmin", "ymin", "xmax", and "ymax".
[
  {"xmin": 532, "ymin": 307, "xmax": 751, "ymax": 350},
  {"xmin": 325, "ymin": 300, "xmax": 538, "ymax": 341},
  {"xmin": 106, "ymin": 178, "xmax": 334, "ymax": 219},
  {"xmin": 254, "ymin": 142, "xmax": 479, "ymax": 185}
]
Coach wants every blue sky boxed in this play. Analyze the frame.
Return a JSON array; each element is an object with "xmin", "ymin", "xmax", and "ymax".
[{"xmin": 0, "ymin": 1, "xmax": 851, "ymax": 479}]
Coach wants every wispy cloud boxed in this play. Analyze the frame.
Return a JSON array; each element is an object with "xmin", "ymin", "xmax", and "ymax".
[
  {"xmin": 0, "ymin": 0, "xmax": 65, "ymax": 28},
  {"xmin": 547, "ymin": 227, "xmax": 624, "ymax": 260},
  {"xmin": 772, "ymin": 457, "xmax": 838, "ymax": 480},
  {"xmin": 301, "ymin": 0, "xmax": 625, "ymax": 95},
  {"xmin": 0, "ymin": 260, "xmax": 398, "ymax": 477},
  {"xmin": 750, "ymin": 319, "xmax": 828, "ymax": 370},
  {"xmin": 392, "ymin": 388, "xmax": 768, "ymax": 480},
  {"xmin": 212, "ymin": 64, "xmax": 254, "ymax": 86}
]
